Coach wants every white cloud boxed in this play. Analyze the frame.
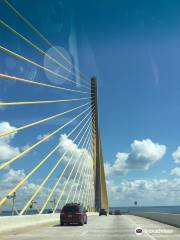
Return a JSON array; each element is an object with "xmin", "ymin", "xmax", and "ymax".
[
  {"xmin": 58, "ymin": 134, "xmax": 92, "ymax": 166},
  {"xmin": 0, "ymin": 144, "xmax": 19, "ymax": 161},
  {"xmin": 127, "ymin": 139, "xmax": 166, "ymax": 169},
  {"xmin": 172, "ymin": 147, "xmax": 180, "ymax": 163},
  {"xmin": 105, "ymin": 153, "xmax": 129, "ymax": 176},
  {"xmin": 0, "ymin": 167, "xmax": 67, "ymax": 210},
  {"xmin": 58, "ymin": 134, "xmax": 93, "ymax": 185},
  {"xmin": 0, "ymin": 122, "xmax": 19, "ymax": 162},
  {"xmin": 107, "ymin": 178, "xmax": 180, "ymax": 206},
  {"xmin": 170, "ymin": 167, "xmax": 180, "ymax": 177},
  {"xmin": 36, "ymin": 133, "xmax": 52, "ymax": 142},
  {"xmin": 0, "ymin": 168, "xmax": 50, "ymax": 210},
  {"xmin": 0, "ymin": 121, "xmax": 17, "ymax": 142},
  {"xmin": 0, "ymin": 133, "xmax": 93, "ymax": 211},
  {"xmin": 0, "ymin": 166, "xmax": 89, "ymax": 211},
  {"xmin": 106, "ymin": 139, "xmax": 166, "ymax": 176}
]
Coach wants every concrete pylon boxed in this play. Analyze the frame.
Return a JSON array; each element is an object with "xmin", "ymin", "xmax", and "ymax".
[{"xmin": 91, "ymin": 76, "xmax": 108, "ymax": 211}]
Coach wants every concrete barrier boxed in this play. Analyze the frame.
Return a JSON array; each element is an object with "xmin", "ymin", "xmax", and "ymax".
[
  {"xmin": 0, "ymin": 212, "xmax": 98, "ymax": 234},
  {"xmin": 132, "ymin": 212, "xmax": 180, "ymax": 228},
  {"xmin": 0, "ymin": 213, "xmax": 59, "ymax": 234}
]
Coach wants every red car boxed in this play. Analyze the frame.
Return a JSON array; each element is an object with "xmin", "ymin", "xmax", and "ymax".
[{"xmin": 60, "ymin": 203, "xmax": 87, "ymax": 226}]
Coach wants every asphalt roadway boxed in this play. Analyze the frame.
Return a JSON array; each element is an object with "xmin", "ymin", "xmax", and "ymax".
[{"xmin": 1, "ymin": 215, "xmax": 180, "ymax": 240}]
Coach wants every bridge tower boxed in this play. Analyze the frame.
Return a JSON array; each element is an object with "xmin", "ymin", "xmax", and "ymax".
[{"xmin": 91, "ymin": 76, "xmax": 108, "ymax": 211}]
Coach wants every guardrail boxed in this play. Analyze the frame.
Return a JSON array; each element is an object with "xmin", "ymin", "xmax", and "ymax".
[{"xmin": 132, "ymin": 212, "xmax": 180, "ymax": 228}]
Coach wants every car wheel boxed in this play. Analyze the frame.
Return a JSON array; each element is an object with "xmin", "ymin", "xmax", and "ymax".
[
  {"xmin": 60, "ymin": 221, "xmax": 64, "ymax": 226},
  {"xmin": 84, "ymin": 217, "xmax": 87, "ymax": 224},
  {"xmin": 79, "ymin": 219, "xmax": 84, "ymax": 226}
]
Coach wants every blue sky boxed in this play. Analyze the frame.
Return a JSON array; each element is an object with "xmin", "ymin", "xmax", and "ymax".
[{"xmin": 1, "ymin": 0, "xmax": 180, "ymax": 208}]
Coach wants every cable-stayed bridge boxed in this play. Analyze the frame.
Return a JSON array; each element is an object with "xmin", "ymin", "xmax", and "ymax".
[
  {"xmin": 0, "ymin": 1, "xmax": 180, "ymax": 239},
  {"xmin": 0, "ymin": 0, "xmax": 108, "ymax": 216}
]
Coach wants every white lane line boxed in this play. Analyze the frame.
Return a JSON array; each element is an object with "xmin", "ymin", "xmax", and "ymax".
[
  {"xmin": 80, "ymin": 231, "xmax": 88, "ymax": 236},
  {"xmin": 126, "ymin": 216, "xmax": 157, "ymax": 240}
]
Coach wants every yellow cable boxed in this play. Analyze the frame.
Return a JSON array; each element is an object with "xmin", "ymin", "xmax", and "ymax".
[
  {"xmin": 84, "ymin": 139, "xmax": 94, "ymax": 209},
  {"xmin": 72, "ymin": 116, "xmax": 94, "ymax": 202},
  {"xmin": 82, "ymin": 163, "xmax": 90, "ymax": 207},
  {"xmin": 88, "ymin": 145, "xmax": 95, "ymax": 211},
  {"xmin": 0, "ymin": 108, "xmax": 93, "ymax": 206},
  {"xmin": 72, "ymin": 158, "xmax": 87, "ymax": 203},
  {"xmin": 77, "ymin": 166, "xmax": 89, "ymax": 205},
  {"xmin": 0, "ymin": 73, "xmax": 89, "ymax": 94},
  {"xmin": 39, "ymin": 109, "xmax": 94, "ymax": 214},
  {"xmin": 0, "ymin": 102, "xmax": 90, "ymax": 138},
  {"xmin": 76, "ymin": 137, "xmax": 94, "ymax": 204},
  {"xmin": 0, "ymin": 103, "xmax": 91, "ymax": 170},
  {"xmin": 3, "ymin": 0, "xmax": 90, "ymax": 86},
  {"xmin": 0, "ymin": 45, "xmax": 90, "ymax": 90},
  {"xmin": 19, "ymin": 113, "xmax": 93, "ymax": 215},
  {"xmin": 53, "ymin": 122, "xmax": 92, "ymax": 213},
  {"xmin": 84, "ymin": 158, "xmax": 94, "ymax": 210},
  {"xmin": 40, "ymin": 108, "xmax": 93, "ymax": 213},
  {"xmin": 0, "ymin": 108, "xmax": 93, "ymax": 208},
  {"xmin": 0, "ymin": 97, "xmax": 91, "ymax": 106},
  {"xmin": 81, "ymin": 144, "xmax": 93, "ymax": 208},
  {"xmin": 40, "ymin": 120, "xmax": 93, "ymax": 214},
  {"xmin": 0, "ymin": 19, "xmax": 89, "ymax": 87},
  {"xmin": 65, "ymin": 125, "xmax": 93, "ymax": 204},
  {"xmin": 76, "ymin": 162, "xmax": 89, "ymax": 203},
  {"xmin": 65, "ymin": 136, "xmax": 92, "ymax": 209},
  {"xmin": 65, "ymin": 133, "xmax": 93, "ymax": 205}
]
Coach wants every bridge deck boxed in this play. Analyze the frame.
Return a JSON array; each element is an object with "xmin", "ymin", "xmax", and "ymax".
[{"xmin": 1, "ymin": 215, "xmax": 180, "ymax": 240}]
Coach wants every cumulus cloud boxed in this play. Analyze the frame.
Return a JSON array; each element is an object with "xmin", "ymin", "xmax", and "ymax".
[
  {"xmin": 127, "ymin": 139, "xmax": 166, "ymax": 169},
  {"xmin": 0, "ymin": 168, "xmax": 51, "ymax": 210},
  {"xmin": 105, "ymin": 153, "xmax": 129, "ymax": 176},
  {"xmin": 58, "ymin": 134, "xmax": 93, "ymax": 184},
  {"xmin": 0, "ymin": 133, "xmax": 93, "ymax": 211},
  {"xmin": 0, "ymin": 167, "xmax": 68, "ymax": 211},
  {"xmin": 0, "ymin": 122, "xmax": 19, "ymax": 162},
  {"xmin": 58, "ymin": 134, "xmax": 92, "ymax": 166},
  {"xmin": 105, "ymin": 139, "xmax": 166, "ymax": 176},
  {"xmin": 170, "ymin": 167, "xmax": 180, "ymax": 177},
  {"xmin": 172, "ymin": 147, "xmax": 180, "ymax": 163},
  {"xmin": 107, "ymin": 178, "xmax": 180, "ymax": 206},
  {"xmin": 0, "ymin": 166, "xmax": 90, "ymax": 211}
]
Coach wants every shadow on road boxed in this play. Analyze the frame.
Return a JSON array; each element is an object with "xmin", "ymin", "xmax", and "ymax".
[{"xmin": 53, "ymin": 224, "xmax": 83, "ymax": 227}]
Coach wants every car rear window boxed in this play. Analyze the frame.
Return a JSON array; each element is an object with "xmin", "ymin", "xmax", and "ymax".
[
  {"xmin": 62, "ymin": 206, "xmax": 80, "ymax": 213},
  {"xmin": 100, "ymin": 209, "xmax": 105, "ymax": 212}
]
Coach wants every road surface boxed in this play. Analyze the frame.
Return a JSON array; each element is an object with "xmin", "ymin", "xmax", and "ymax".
[{"xmin": 1, "ymin": 215, "xmax": 180, "ymax": 240}]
